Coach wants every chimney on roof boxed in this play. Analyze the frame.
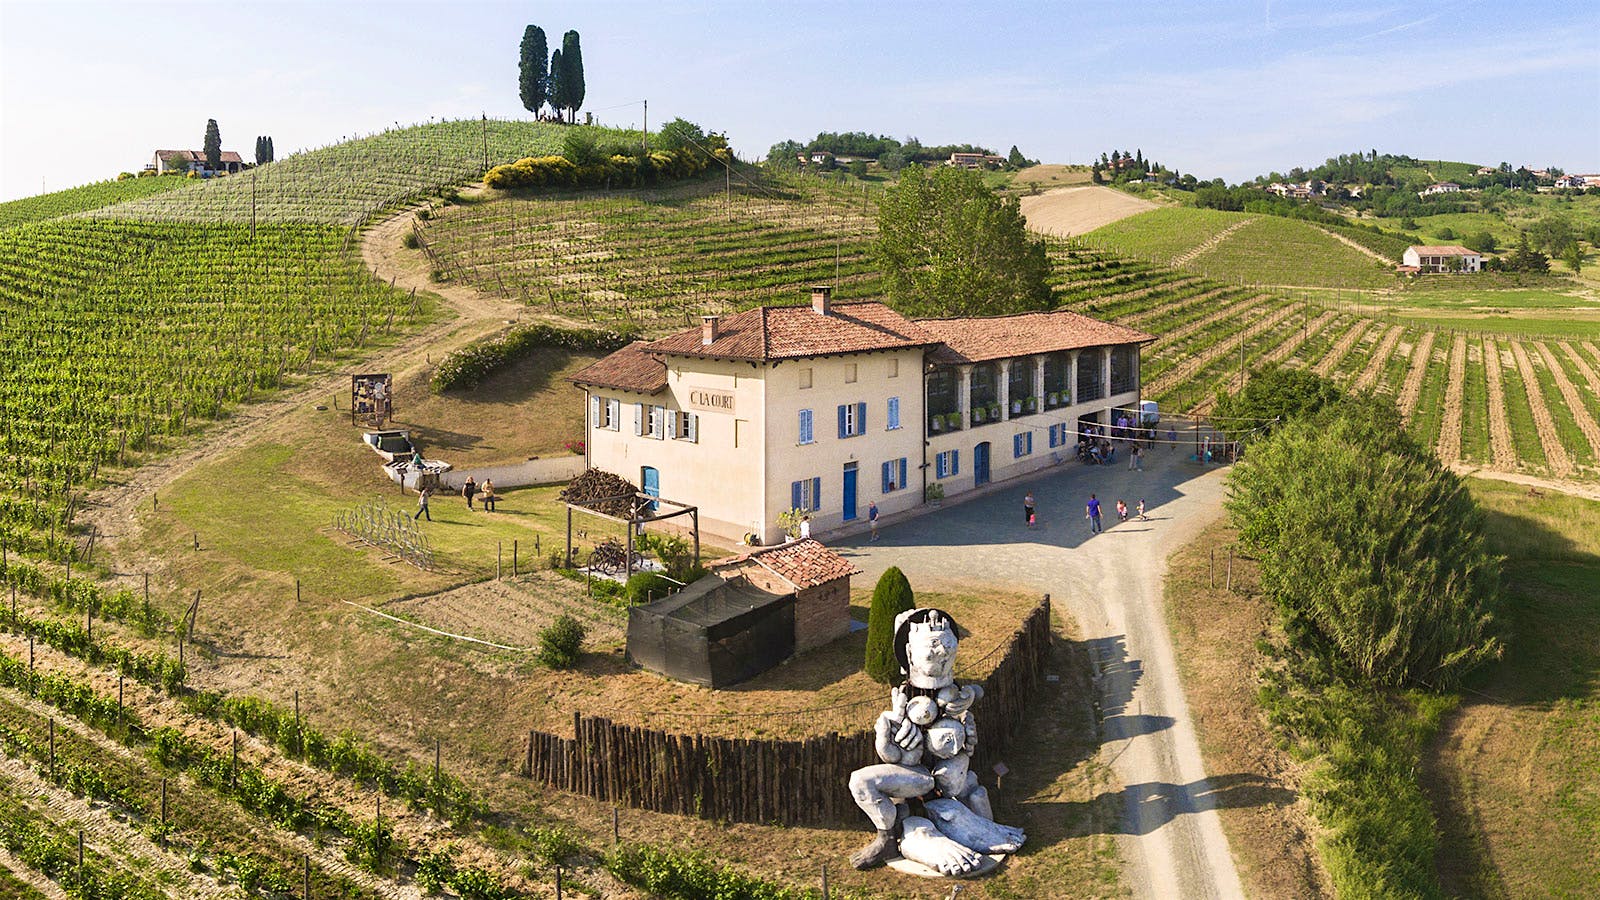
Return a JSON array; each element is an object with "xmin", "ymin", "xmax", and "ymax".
[
  {"xmin": 701, "ymin": 315, "xmax": 720, "ymax": 346},
  {"xmin": 811, "ymin": 285, "xmax": 832, "ymax": 316}
]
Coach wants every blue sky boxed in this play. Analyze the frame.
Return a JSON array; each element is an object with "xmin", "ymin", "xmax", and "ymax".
[{"xmin": 2, "ymin": 0, "xmax": 1596, "ymax": 201}]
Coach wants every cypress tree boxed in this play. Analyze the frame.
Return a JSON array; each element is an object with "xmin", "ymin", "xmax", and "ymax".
[
  {"xmin": 265, "ymin": 136, "xmax": 274, "ymax": 162},
  {"xmin": 560, "ymin": 30, "xmax": 584, "ymax": 122},
  {"xmin": 865, "ymin": 567, "xmax": 916, "ymax": 684},
  {"xmin": 203, "ymin": 119, "xmax": 222, "ymax": 171},
  {"xmin": 518, "ymin": 25, "xmax": 548, "ymax": 116},
  {"xmin": 254, "ymin": 136, "xmax": 264, "ymax": 165},
  {"xmin": 548, "ymin": 48, "xmax": 565, "ymax": 122}
]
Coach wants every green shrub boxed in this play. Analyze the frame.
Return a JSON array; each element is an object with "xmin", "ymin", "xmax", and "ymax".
[
  {"xmin": 864, "ymin": 567, "xmax": 915, "ymax": 683},
  {"xmin": 625, "ymin": 572, "xmax": 676, "ymax": 604},
  {"xmin": 429, "ymin": 322, "xmax": 635, "ymax": 392},
  {"xmin": 402, "ymin": 229, "xmax": 419, "ymax": 249},
  {"xmin": 606, "ymin": 844, "xmax": 809, "ymax": 900},
  {"xmin": 1210, "ymin": 364, "xmax": 1342, "ymax": 439},
  {"xmin": 536, "ymin": 615, "xmax": 586, "ymax": 669}
]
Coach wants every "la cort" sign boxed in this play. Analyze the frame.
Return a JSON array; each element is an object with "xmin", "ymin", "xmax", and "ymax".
[{"xmin": 686, "ymin": 387, "xmax": 736, "ymax": 415}]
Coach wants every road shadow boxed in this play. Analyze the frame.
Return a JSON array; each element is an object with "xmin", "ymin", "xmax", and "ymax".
[{"xmin": 1045, "ymin": 773, "xmax": 1298, "ymax": 838}]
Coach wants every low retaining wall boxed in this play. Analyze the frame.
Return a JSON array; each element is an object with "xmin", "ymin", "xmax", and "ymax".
[
  {"xmin": 437, "ymin": 457, "xmax": 586, "ymax": 491},
  {"xmin": 523, "ymin": 596, "xmax": 1053, "ymax": 825}
]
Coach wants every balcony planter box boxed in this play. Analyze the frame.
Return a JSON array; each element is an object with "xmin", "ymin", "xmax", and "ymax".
[
  {"xmin": 946, "ymin": 413, "xmax": 963, "ymax": 430},
  {"xmin": 1047, "ymin": 391, "xmax": 1060, "ymax": 406},
  {"xmin": 1024, "ymin": 396, "xmax": 1038, "ymax": 412},
  {"xmin": 1010, "ymin": 400, "xmax": 1022, "ymax": 415}
]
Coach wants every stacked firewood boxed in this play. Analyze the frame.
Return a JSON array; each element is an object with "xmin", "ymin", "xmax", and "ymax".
[{"xmin": 560, "ymin": 468, "xmax": 640, "ymax": 518}]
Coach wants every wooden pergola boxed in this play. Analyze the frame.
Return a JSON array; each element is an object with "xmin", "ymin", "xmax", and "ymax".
[{"xmin": 565, "ymin": 491, "xmax": 700, "ymax": 579}]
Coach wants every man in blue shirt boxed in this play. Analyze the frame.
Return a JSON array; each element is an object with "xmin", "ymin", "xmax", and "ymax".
[{"xmin": 1086, "ymin": 494, "xmax": 1102, "ymax": 534}]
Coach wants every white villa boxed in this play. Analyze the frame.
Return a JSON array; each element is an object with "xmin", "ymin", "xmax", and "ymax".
[
  {"xmin": 570, "ymin": 288, "xmax": 1153, "ymax": 545},
  {"xmin": 1402, "ymin": 245, "xmax": 1483, "ymax": 273}
]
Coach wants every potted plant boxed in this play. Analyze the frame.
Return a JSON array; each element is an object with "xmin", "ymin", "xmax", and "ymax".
[
  {"xmin": 1047, "ymin": 391, "xmax": 1059, "ymax": 406},
  {"xmin": 987, "ymin": 403, "xmax": 1001, "ymax": 420},
  {"xmin": 1010, "ymin": 399, "xmax": 1022, "ymax": 415},
  {"xmin": 946, "ymin": 412, "xmax": 963, "ymax": 430},
  {"xmin": 930, "ymin": 415, "xmax": 943, "ymax": 433},
  {"xmin": 1024, "ymin": 396, "xmax": 1038, "ymax": 412},
  {"xmin": 924, "ymin": 483, "xmax": 945, "ymax": 507},
  {"xmin": 973, "ymin": 407, "xmax": 985, "ymax": 424}
]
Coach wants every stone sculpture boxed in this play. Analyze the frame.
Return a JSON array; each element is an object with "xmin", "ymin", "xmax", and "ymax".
[{"xmin": 848, "ymin": 608, "xmax": 1025, "ymax": 877}]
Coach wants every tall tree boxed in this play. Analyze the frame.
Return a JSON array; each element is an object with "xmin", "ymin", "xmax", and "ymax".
[
  {"xmin": 873, "ymin": 165, "xmax": 1053, "ymax": 317},
  {"xmin": 254, "ymin": 136, "xmax": 264, "ymax": 165},
  {"xmin": 518, "ymin": 25, "xmax": 548, "ymax": 116},
  {"xmin": 265, "ymin": 136, "xmax": 274, "ymax": 163},
  {"xmin": 559, "ymin": 30, "xmax": 585, "ymax": 123},
  {"xmin": 864, "ymin": 568, "xmax": 916, "ymax": 684},
  {"xmin": 547, "ymin": 48, "xmax": 565, "ymax": 121},
  {"xmin": 203, "ymin": 119, "xmax": 222, "ymax": 171}
]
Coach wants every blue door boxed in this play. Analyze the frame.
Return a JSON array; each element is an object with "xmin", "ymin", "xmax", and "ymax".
[
  {"xmin": 641, "ymin": 466, "xmax": 660, "ymax": 511},
  {"xmin": 974, "ymin": 442, "xmax": 991, "ymax": 487},
  {"xmin": 842, "ymin": 462, "xmax": 859, "ymax": 521}
]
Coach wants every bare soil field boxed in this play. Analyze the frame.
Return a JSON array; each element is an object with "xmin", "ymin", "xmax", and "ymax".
[
  {"xmin": 1020, "ymin": 185, "xmax": 1158, "ymax": 237},
  {"xmin": 1352, "ymin": 324, "xmax": 1403, "ymax": 391},
  {"xmin": 1508, "ymin": 341, "xmax": 1572, "ymax": 477},
  {"xmin": 1397, "ymin": 331, "xmax": 1437, "ymax": 422},
  {"xmin": 1482, "ymin": 338, "xmax": 1517, "ymax": 469},
  {"xmin": 1438, "ymin": 335, "xmax": 1468, "ymax": 464},
  {"xmin": 1534, "ymin": 342, "xmax": 1600, "ymax": 462},
  {"xmin": 1312, "ymin": 320, "xmax": 1375, "ymax": 376},
  {"xmin": 1009, "ymin": 163, "xmax": 1093, "ymax": 188}
]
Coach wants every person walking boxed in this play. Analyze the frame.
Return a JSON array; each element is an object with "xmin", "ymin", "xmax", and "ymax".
[
  {"xmin": 1137, "ymin": 499, "xmax": 1148, "ymax": 521},
  {"xmin": 413, "ymin": 487, "xmax": 432, "ymax": 522},
  {"xmin": 481, "ymin": 479, "xmax": 496, "ymax": 512},
  {"xmin": 1128, "ymin": 444, "xmax": 1142, "ymax": 471},
  {"xmin": 1116, "ymin": 499, "xmax": 1128, "ymax": 523},
  {"xmin": 868, "ymin": 501, "xmax": 880, "ymax": 541},
  {"xmin": 462, "ymin": 476, "xmax": 478, "ymax": 509},
  {"xmin": 1023, "ymin": 492, "xmax": 1036, "ymax": 528},
  {"xmin": 1086, "ymin": 494, "xmax": 1102, "ymax": 534}
]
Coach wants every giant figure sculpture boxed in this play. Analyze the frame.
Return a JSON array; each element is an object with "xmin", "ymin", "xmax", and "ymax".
[{"xmin": 848, "ymin": 608, "xmax": 1026, "ymax": 877}]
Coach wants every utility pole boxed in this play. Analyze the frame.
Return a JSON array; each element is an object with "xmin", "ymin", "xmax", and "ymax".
[
  {"xmin": 481, "ymin": 112, "xmax": 489, "ymax": 172},
  {"xmin": 250, "ymin": 170, "xmax": 257, "ymax": 242},
  {"xmin": 641, "ymin": 99, "xmax": 648, "ymax": 153}
]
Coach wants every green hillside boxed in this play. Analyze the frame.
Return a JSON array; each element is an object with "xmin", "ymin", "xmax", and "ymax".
[
  {"xmin": 90, "ymin": 119, "xmax": 601, "ymax": 226},
  {"xmin": 1083, "ymin": 207, "xmax": 1245, "ymax": 263},
  {"xmin": 0, "ymin": 175, "xmax": 188, "ymax": 229}
]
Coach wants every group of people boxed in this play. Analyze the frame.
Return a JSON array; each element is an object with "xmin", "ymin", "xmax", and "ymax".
[
  {"xmin": 1082, "ymin": 493, "xmax": 1147, "ymax": 534},
  {"xmin": 413, "ymin": 475, "xmax": 497, "ymax": 521}
]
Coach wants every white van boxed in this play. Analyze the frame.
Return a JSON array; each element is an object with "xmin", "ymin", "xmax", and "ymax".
[{"xmin": 1139, "ymin": 400, "xmax": 1160, "ymax": 427}]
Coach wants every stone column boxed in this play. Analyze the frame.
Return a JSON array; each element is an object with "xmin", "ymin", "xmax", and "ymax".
[
  {"xmin": 997, "ymin": 359, "xmax": 1012, "ymax": 421},
  {"xmin": 1068, "ymin": 350, "xmax": 1080, "ymax": 407},
  {"xmin": 1033, "ymin": 355, "xmax": 1047, "ymax": 412},
  {"xmin": 1101, "ymin": 347, "xmax": 1113, "ymax": 402},
  {"xmin": 958, "ymin": 365, "xmax": 973, "ymax": 431}
]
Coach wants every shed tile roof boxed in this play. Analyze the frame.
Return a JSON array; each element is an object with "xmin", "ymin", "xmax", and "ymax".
[
  {"xmin": 711, "ymin": 539, "xmax": 859, "ymax": 589},
  {"xmin": 643, "ymin": 301, "xmax": 938, "ymax": 362},
  {"xmin": 917, "ymin": 310, "xmax": 1155, "ymax": 365},
  {"xmin": 1407, "ymin": 245, "xmax": 1478, "ymax": 256},
  {"xmin": 156, "ymin": 149, "xmax": 245, "ymax": 164},
  {"xmin": 566, "ymin": 340, "xmax": 667, "ymax": 393}
]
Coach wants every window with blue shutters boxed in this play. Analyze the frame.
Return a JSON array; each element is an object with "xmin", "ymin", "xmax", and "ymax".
[
  {"xmin": 838, "ymin": 402, "xmax": 867, "ymax": 437},
  {"xmin": 799, "ymin": 408, "xmax": 814, "ymax": 444},
  {"xmin": 790, "ymin": 478, "xmax": 822, "ymax": 511},
  {"xmin": 1048, "ymin": 423, "xmax": 1066, "ymax": 448},
  {"xmin": 882, "ymin": 457, "xmax": 908, "ymax": 492},
  {"xmin": 1014, "ymin": 431, "xmax": 1033, "ymax": 458},
  {"xmin": 887, "ymin": 397, "xmax": 901, "ymax": 430},
  {"xmin": 935, "ymin": 450, "xmax": 959, "ymax": 479}
]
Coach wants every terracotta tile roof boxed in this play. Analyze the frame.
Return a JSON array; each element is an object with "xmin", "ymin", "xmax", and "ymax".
[
  {"xmin": 644, "ymin": 301, "xmax": 939, "ymax": 362},
  {"xmin": 156, "ymin": 149, "xmax": 245, "ymax": 164},
  {"xmin": 1408, "ymin": 245, "xmax": 1478, "ymax": 256},
  {"xmin": 917, "ymin": 310, "xmax": 1155, "ymax": 365},
  {"xmin": 566, "ymin": 341, "xmax": 667, "ymax": 393},
  {"xmin": 711, "ymin": 539, "xmax": 859, "ymax": 589}
]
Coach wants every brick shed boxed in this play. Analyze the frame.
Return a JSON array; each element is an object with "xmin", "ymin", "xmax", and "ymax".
[{"xmin": 711, "ymin": 539, "xmax": 858, "ymax": 652}]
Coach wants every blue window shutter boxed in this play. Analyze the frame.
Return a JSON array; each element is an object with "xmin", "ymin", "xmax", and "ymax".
[
  {"xmin": 899, "ymin": 458, "xmax": 908, "ymax": 489},
  {"xmin": 882, "ymin": 461, "xmax": 891, "ymax": 493},
  {"xmin": 888, "ymin": 397, "xmax": 899, "ymax": 430},
  {"xmin": 812, "ymin": 477, "xmax": 821, "ymax": 511},
  {"xmin": 799, "ymin": 409, "xmax": 812, "ymax": 444},
  {"xmin": 953, "ymin": 450, "xmax": 959, "ymax": 476},
  {"xmin": 837, "ymin": 405, "xmax": 847, "ymax": 439},
  {"xmin": 857, "ymin": 402, "xmax": 867, "ymax": 434},
  {"xmin": 634, "ymin": 403, "xmax": 644, "ymax": 435},
  {"xmin": 792, "ymin": 481, "xmax": 802, "ymax": 510}
]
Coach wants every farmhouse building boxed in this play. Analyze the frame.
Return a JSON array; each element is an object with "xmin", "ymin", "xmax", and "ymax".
[
  {"xmin": 1420, "ymin": 182, "xmax": 1461, "ymax": 197},
  {"xmin": 570, "ymin": 287, "xmax": 1153, "ymax": 545},
  {"xmin": 149, "ymin": 149, "xmax": 246, "ymax": 175},
  {"xmin": 1402, "ymin": 245, "xmax": 1483, "ymax": 273},
  {"xmin": 947, "ymin": 152, "xmax": 1007, "ymax": 169}
]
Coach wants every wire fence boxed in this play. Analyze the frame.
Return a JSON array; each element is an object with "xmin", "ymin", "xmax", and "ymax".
[{"xmin": 332, "ymin": 500, "xmax": 434, "ymax": 571}]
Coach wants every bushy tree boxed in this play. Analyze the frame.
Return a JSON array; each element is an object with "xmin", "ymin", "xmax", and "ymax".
[
  {"xmin": 537, "ymin": 614, "xmax": 586, "ymax": 669},
  {"xmin": 766, "ymin": 140, "xmax": 804, "ymax": 170},
  {"xmin": 547, "ymin": 48, "xmax": 564, "ymax": 119},
  {"xmin": 1210, "ymin": 364, "xmax": 1342, "ymax": 435},
  {"xmin": 873, "ymin": 165, "xmax": 1052, "ymax": 317},
  {"xmin": 1226, "ymin": 395, "xmax": 1503, "ymax": 688},
  {"xmin": 519, "ymin": 25, "xmax": 549, "ymax": 116},
  {"xmin": 203, "ymin": 119, "xmax": 221, "ymax": 171},
  {"xmin": 865, "ymin": 567, "xmax": 916, "ymax": 683},
  {"xmin": 1463, "ymin": 230, "xmax": 1497, "ymax": 254}
]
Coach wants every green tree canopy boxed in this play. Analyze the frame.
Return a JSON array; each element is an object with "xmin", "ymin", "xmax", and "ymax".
[
  {"xmin": 548, "ymin": 48, "xmax": 564, "ymax": 119},
  {"xmin": 1210, "ymin": 364, "xmax": 1343, "ymax": 436},
  {"xmin": 1226, "ymin": 394, "xmax": 1503, "ymax": 688},
  {"xmin": 203, "ymin": 119, "xmax": 221, "ymax": 171},
  {"xmin": 766, "ymin": 139, "xmax": 804, "ymax": 169},
  {"xmin": 865, "ymin": 567, "xmax": 916, "ymax": 683},
  {"xmin": 519, "ymin": 25, "xmax": 549, "ymax": 115},
  {"xmin": 873, "ymin": 165, "xmax": 1052, "ymax": 317},
  {"xmin": 558, "ymin": 30, "xmax": 585, "ymax": 122}
]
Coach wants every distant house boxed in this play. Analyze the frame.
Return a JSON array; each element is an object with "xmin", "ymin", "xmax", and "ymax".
[
  {"xmin": 150, "ymin": 149, "xmax": 245, "ymax": 175},
  {"xmin": 1553, "ymin": 174, "xmax": 1595, "ymax": 189},
  {"xmin": 1420, "ymin": 182, "xmax": 1461, "ymax": 197},
  {"xmin": 1402, "ymin": 245, "xmax": 1482, "ymax": 274},
  {"xmin": 1475, "ymin": 165, "xmax": 1498, "ymax": 176},
  {"xmin": 947, "ymin": 152, "xmax": 1006, "ymax": 169}
]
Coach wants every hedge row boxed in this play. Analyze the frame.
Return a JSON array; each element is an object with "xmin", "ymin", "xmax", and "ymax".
[
  {"xmin": 483, "ymin": 147, "xmax": 734, "ymax": 191},
  {"xmin": 430, "ymin": 322, "xmax": 636, "ymax": 393}
]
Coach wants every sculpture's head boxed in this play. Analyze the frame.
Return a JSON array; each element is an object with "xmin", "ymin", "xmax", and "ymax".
[{"xmin": 894, "ymin": 608, "xmax": 962, "ymax": 689}]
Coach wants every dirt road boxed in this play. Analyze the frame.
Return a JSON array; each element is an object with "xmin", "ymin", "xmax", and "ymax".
[
  {"xmin": 1020, "ymin": 185, "xmax": 1157, "ymax": 237},
  {"xmin": 831, "ymin": 440, "xmax": 1246, "ymax": 899}
]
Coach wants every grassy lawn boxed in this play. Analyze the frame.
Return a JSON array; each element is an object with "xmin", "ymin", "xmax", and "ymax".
[
  {"xmin": 1429, "ymin": 479, "xmax": 1600, "ymax": 897},
  {"xmin": 1461, "ymin": 345, "xmax": 1492, "ymax": 464},
  {"xmin": 1087, "ymin": 206, "xmax": 1246, "ymax": 262},
  {"xmin": 1391, "ymin": 310, "xmax": 1600, "ymax": 339},
  {"xmin": 1189, "ymin": 216, "xmax": 1395, "ymax": 289},
  {"xmin": 1387, "ymin": 283, "xmax": 1600, "ymax": 312}
]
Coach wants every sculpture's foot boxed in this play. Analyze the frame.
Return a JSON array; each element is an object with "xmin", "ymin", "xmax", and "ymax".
[
  {"xmin": 924, "ymin": 798, "xmax": 1026, "ymax": 854},
  {"xmin": 850, "ymin": 830, "xmax": 898, "ymax": 870},
  {"xmin": 899, "ymin": 816, "xmax": 987, "ymax": 877}
]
